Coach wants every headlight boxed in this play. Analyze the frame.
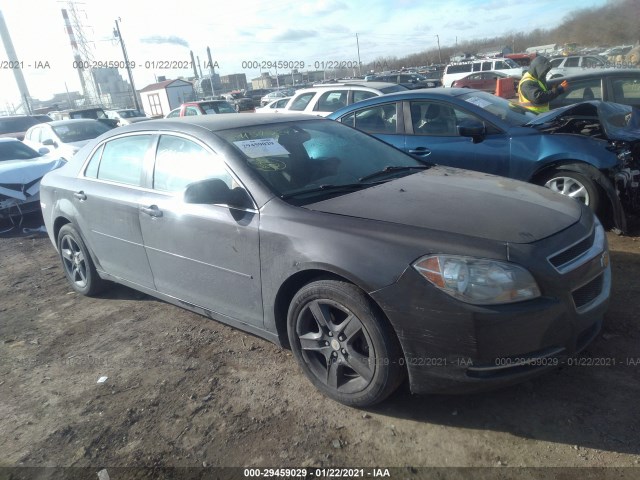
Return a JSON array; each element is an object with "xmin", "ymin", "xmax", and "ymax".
[{"xmin": 413, "ymin": 255, "xmax": 541, "ymax": 305}]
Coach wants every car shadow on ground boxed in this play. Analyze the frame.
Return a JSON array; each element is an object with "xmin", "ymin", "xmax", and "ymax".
[{"xmin": 369, "ymin": 248, "xmax": 640, "ymax": 456}]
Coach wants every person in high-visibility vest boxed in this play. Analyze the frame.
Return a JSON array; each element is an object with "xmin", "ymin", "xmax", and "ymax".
[{"xmin": 518, "ymin": 56, "xmax": 569, "ymax": 113}]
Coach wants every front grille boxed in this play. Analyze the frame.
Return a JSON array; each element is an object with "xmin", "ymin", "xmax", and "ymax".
[
  {"xmin": 572, "ymin": 274, "xmax": 604, "ymax": 310},
  {"xmin": 549, "ymin": 229, "xmax": 595, "ymax": 269}
]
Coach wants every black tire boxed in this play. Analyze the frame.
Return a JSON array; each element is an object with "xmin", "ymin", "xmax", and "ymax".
[
  {"xmin": 57, "ymin": 224, "xmax": 107, "ymax": 296},
  {"xmin": 287, "ymin": 280, "xmax": 405, "ymax": 407},
  {"xmin": 540, "ymin": 169, "xmax": 601, "ymax": 212}
]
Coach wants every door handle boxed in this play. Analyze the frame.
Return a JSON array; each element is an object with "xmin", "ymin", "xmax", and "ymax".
[
  {"xmin": 73, "ymin": 191, "xmax": 87, "ymax": 201},
  {"xmin": 408, "ymin": 147, "xmax": 431, "ymax": 156},
  {"xmin": 140, "ymin": 205, "xmax": 163, "ymax": 218}
]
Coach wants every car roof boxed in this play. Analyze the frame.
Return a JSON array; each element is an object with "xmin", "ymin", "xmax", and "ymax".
[
  {"xmin": 548, "ymin": 68, "xmax": 640, "ymax": 81},
  {"xmin": 42, "ymin": 119, "xmax": 104, "ymax": 127},
  {"xmin": 110, "ymin": 113, "xmax": 325, "ymax": 134},
  {"xmin": 0, "ymin": 137, "xmax": 21, "ymax": 143}
]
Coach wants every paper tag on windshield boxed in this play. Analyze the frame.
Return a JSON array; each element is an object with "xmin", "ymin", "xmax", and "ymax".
[
  {"xmin": 464, "ymin": 96, "xmax": 492, "ymax": 108},
  {"xmin": 234, "ymin": 138, "xmax": 289, "ymax": 158}
]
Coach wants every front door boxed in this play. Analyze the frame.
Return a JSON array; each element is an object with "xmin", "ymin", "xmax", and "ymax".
[{"xmin": 138, "ymin": 134, "xmax": 263, "ymax": 326}]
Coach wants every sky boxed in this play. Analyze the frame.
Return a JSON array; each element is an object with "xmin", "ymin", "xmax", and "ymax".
[{"xmin": 0, "ymin": 0, "xmax": 609, "ymax": 110}]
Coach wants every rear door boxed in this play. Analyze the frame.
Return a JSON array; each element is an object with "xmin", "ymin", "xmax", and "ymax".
[
  {"xmin": 73, "ymin": 133, "xmax": 156, "ymax": 288},
  {"xmin": 138, "ymin": 133, "xmax": 263, "ymax": 326}
]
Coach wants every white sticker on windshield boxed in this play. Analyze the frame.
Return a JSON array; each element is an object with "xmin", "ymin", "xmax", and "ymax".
[
  {"xmin": 464, "ymin": 96, "xmax": 492, "ymax": 108},
  {"xmin": 234, "ymin": 138, "xmax": 289, "ymax": 158}
]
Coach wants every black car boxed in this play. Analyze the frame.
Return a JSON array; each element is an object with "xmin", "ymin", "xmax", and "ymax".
[
  {"xmin": 40, "ymin": 114, "xmax": 610, "ymax": 407},
  {"xmin": 548, "ymin": 69, "xmax": 640, "ymax": 109},
  {"xmin": 0, "ymin": 115, "xmax": 50, "ymax": 140},
  {"xmin": 368, "ymin": 72, "xmax": 441, "ymax": 89}
]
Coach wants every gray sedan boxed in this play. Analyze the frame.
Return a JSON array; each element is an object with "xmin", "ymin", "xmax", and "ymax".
[{"xmin": 40, "ymin": 114, "xmax": 610, "ymax": 406}]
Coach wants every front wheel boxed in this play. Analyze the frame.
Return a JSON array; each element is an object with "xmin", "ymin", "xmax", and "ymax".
[
  {"xmin": 57, "ymin": 224, "xmax": 108, "ymax": 296},
  {"xmin": 540, "ymin": 169, "xmax": 600, "ymax": 212},
  {"xmin": 287, "ymin": 280, "xmax": 405, "ymax": 407}
]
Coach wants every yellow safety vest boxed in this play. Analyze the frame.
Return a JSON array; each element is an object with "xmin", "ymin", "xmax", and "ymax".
[{"xmin": 518, "ymin": 73, "xmax": 550, "ymax": 113}]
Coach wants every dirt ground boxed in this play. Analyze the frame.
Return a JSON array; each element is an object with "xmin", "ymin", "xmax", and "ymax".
[{"xmin": 1, "ymin": 213, "xmax": 639, "ymax": 477}]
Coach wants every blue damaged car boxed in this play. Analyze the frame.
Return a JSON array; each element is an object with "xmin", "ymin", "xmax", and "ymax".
[{"xmin": 329, "ymin": 90, "xmax": 640, "ymax": 232}]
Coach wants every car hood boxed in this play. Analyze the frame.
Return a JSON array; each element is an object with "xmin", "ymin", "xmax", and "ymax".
[
  {"xmin": 304, "ymin": 167, "xmax": 582, "ymax": 244},
  {"xmin": 0, "ymin": 157, "xmax": 66, "ymax": 200},
  {"xmin": 527, "ymin": 100, "xmax": 640, "ymax": 142}
]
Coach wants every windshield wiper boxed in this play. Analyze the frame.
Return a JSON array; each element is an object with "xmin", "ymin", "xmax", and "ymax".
[
  {"xmin": 358, "ymin": 165, "xmax": 431, "ymax": 183},
  {"xmin": 280, "ymin": 182, "xmax": 378, "ymax": 200}
]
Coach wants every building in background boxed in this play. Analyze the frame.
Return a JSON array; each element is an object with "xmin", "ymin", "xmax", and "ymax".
[
  {"xmin": 220, "ymin": 74, "xmax": 248, "ymax": 92},
  {"xmin": 92, "ymin": 68, "xmax": 139, "ymax": 109},
  {"xmin": 139, "ymin": 79, "xmax": 195, "ymax": 118}
]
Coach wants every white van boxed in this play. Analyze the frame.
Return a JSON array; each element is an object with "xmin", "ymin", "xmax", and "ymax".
[{"xmin": 442, "ymin": 58, "xmax": 524, "ymax": 87}]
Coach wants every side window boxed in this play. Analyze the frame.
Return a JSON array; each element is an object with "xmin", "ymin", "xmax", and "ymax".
[
  {"xmin": 276, "ymin": 98, "xmax": 289, "ymax": 108},
  {"xmin": 558, "ymin": 78, "xmax": 602, "ymax": 102},
  {"xmin": 410, "ymin": 101, "xmax": 496, "ymax": 136},
  {"xmin": 494, "ymin": 61, "xmax": 506, "ymax": 70},
  {"xmin": 550, "ymin": 58, "xmax": 563, "ymax": 68},
  {"xmin": 166, "ymin": 109, "xmax": 180, "ymax": 118},
  {"xmin": 482, "ymin": 62, "xmax": 492, "ymax": 71},
  {"xmin": 289, "ymin": 92, "xmax": 315, "ymax": 111},
  {"xmin": 340, "ymin": 112, "xmax": 355, "ymax": 127},
  {"xmin": 40, "ymin": 127, "xmax": 55, "ymax": 144},
  {"xmin": 583, "ymin": 56, "xmax": 604, "ymax": 67},
  {"xmin": 26, "ymin": 127, "xmax": 39, "ymax": 142},
  {"xmin": 352, "ymin": 90, "xmax": 377, "ymax": 103},
  {"xmin": 84, "ymin": 144, "xmax": 105, "ymax": 178},
  {"xmin": 315, "ymin": 90, "xmax": 348, "ymax": 112},
  {"xmin": 410, "ymin": 101, "xmax": 458, "ymax": 136},
  {"xmin": 97, "ymin": 135, "xmax": 153, "ymax": 187},
  {"xmin": 185, "ymin": 107, "xmax": 199, "ymax": 116},
  {"xmin": 611, "ymin": 78, "xmax": 640, "ymax": 103},
  {"xmin": 354, "ymin": 104, "xmax": 397, "ymax": 134},
  {"xmin": 565, "ymin": 57, "xmax": 579, "ymax": 67},
  {"xmin": 472, "ymin": 62, "xmax": 482, "ymax": 72},
  {"xmin": 154, "ymin": 135, "xmax": 233, "ymax": 193}
]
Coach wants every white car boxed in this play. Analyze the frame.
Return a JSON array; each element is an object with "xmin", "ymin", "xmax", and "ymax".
[
  {"xmin": 278, "ymin": 82, "xmax": 407, "ymax": 117},
  {"xmin": 441, "ymin": 58, "xmax": 524, "ymax": 87},
  {"xmin": 547, "ymin": 55, "xmax": 612, "ymax": 78},
  {"xmin": 105, "ymin": 109, "xmax": 149, "ymax": 125},
  {"xmin": 23, "ymin": 119, "xmax": 113, "ymax": 161},
  {"xmin": 255, "ymin": 97, "xmax": 292, "ymax": 113},
  {"xmin": 260, "ymin": 90, "xmax": 292, "ymax": 107},
  {"xmin": 0, "ymin": 138, "xmax": 66, "ymax": 218}
]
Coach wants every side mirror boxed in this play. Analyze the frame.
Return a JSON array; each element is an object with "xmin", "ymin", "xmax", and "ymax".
[
  {"xmin": 38, "ymin": 147, "xmax": 50, "ymax": 155},
  {"xmin": 42, "ymin": 138, "xmax": 57, "ymax": 147},
  {"xmin": 458, "ymin": 121, "xmax": 486, "ymax": 144},
  {"xmin": 184, "ymin": 178, "xmax": 252, "ymax": 209}
]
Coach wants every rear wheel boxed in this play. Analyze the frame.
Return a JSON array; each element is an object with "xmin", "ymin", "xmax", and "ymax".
[
  {"xmin": 540, "ymin": 169, "xmax": 600, "ymax": 212},
  {"xmin": 57, "ymin": 224, "xmax": 107, "ymax": 296},
  {"xmin": 287, "ymin": 280, "xmax": 405, "ymax": 407}
]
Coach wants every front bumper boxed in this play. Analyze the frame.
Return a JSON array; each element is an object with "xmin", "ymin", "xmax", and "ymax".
[{"xmin": 371, "ymin": 222, "xmax": 611, "ymax": 395}]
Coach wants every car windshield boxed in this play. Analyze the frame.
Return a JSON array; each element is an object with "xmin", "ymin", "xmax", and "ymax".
[
  {"xmin": 216, "ymin": 120, "xmax": 427, "ymax": 200},
  {"xmin": 52, "ymin": 122, "xmax": 112, "ymax": 143},
  {"xmin": 200, "ymin": 102, "xmax": 236, "ymax": 114},
  {"xmin": 0, "ymin": 141, "xmax": 41, "ymax": 161},
  {"xmin": 380, "ymin": 84, "xmax": 409, "ymax": 93},
  {"xmin": 459, "ymin": 91, "xmax": 537, "ymax": 126}
]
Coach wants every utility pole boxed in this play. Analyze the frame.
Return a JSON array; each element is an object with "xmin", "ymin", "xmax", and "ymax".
[
  {"xmin": 435, "ymin": 34, "xmax": 442, "ymax": 64},
  {"xmin": 114, "ymin": 18, "xmax": 141, "ymax": 111},
  {"xmin": 356, "ymin": 33, "xmax": 362, "ymax": 76}
]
